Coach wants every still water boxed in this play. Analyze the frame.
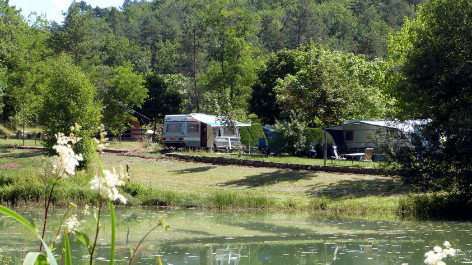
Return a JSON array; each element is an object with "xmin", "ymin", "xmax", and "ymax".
[{"xmin": 1, "ymin": 207, "xmax": 472, "ymax": 265}]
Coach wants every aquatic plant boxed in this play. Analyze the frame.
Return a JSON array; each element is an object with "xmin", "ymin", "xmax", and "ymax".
[{"xmin": 0, "ymin": 128, "xmax": 169, "ymax": 265}]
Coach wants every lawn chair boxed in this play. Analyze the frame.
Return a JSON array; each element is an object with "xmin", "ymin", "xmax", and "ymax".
[
  {"xmin": 330, "ymin": 146, "xmax": 346, "ymax": 165},
  {"xmin": 361, "ymin": 148, "xmax": 374, "ymax": 167}
]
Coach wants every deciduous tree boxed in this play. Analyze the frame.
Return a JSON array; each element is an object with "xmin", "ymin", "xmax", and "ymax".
[
  {"xmin": 275, "ymin": 42, "xmax": 355, "ymax": 165},
  {"xmin": 101, "ymin": 62, "xmax": 147, "ymax": 139},
  {"xmin": 38, "ymin": 55, "xmax": 102, "ymax": 169},
  {"xmin": 385, "ymin": 0, "xmax": 472, "ymax": 194}
]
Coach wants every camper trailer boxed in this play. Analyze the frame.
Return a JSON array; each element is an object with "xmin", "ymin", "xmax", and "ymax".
[
  {"xmin": 162, "ymin": 113, "xmax": 249, "ymax": 149},
  {"xmin": 325, "ymin": 120, "xmax": 428, "ymax": 159}
]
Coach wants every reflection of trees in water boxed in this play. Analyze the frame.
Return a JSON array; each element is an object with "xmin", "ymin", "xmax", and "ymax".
[{"xmin": 4, "ymin": 208, "xmax": 472, "ymax": 264}]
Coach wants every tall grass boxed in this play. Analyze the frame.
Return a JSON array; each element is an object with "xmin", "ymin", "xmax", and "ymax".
[
  {"xmin": 397, "ymin": 193, "xmax": 472, "ymax": 220},
  {"xmin": 0, "ymin": 171, "xmax": 399, "ymax": 217}
]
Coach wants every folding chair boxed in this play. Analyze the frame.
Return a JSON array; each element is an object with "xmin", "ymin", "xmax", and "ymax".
[
  {"xmin": 330, "ymin": 146, "xmax": 346, "ymax": 165},
  {"xmin": 361, "ymin": 148, "xmax": 374, "ymax": 167}
]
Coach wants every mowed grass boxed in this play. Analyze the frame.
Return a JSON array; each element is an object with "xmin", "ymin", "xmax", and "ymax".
[
  {"xmin": 91, "ymin": 152, "xmax": 411, "ymax": 217},
  {"xmin": 0, "ymin": 140, "xmax": 412, "ymax": 217},
  {"xmin": 178, "ymin": 150, "xmax": 378, "ymax": 168}
]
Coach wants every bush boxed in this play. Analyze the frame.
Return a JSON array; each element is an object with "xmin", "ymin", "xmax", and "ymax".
[
  {"xmin": 239, "ymin": 123, "xmax": 266, "ymax": 147},
  {"xmin": 398, "ymin": 193, "xmax": 472, "ymax": 220},
  {"xmin": 271, "ymin": 115, "xmax": 307, "ymax": 156},
  {"xmin": 0, "ymin": 171, "xmax": 42, "ymax": 205},
  {"xmin": 270, "ymin": 115, "xmax": 333, "ymax": 157}
]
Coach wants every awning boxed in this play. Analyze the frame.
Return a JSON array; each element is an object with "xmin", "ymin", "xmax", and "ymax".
[{"xmin": 188, "ymin": 113, "xmax": 250, "ymax": 127}]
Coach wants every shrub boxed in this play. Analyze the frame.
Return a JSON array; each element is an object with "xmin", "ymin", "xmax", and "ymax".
[
  {"xmin": 398, "ymin": 193, "xmax": 472, "ymax": 220},
  {"xmin": 239, "ymin": 123, "xmax": 266, "ymax": 147},
  {"xmin": 271, "ymin": 115, "xmax": 307, "ymax": 156}
]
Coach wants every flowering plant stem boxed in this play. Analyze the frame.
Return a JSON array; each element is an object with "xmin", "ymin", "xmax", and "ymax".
[
  {"xmin": 128, "ymin": 223, "xmax": 163, "ymax": 265},
  {"xmin": 52, "ymin": 207, "xmax": 71, "ymax": 246},
  {"xmin": 90, "ymin": 200, "xmax": 102, "ymax": 265},
  {"xmin": 89, "ymin": 144, "xmax": 116, "ymax": 265},
  {"xmin": 40, "ymin": 181, "xmax": 57, "ymax": 252}
]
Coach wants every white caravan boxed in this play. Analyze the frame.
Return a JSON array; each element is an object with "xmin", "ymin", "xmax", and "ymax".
[{"xmin": 162, "ymin": 113, "xmax": 249, "ymax": 149}]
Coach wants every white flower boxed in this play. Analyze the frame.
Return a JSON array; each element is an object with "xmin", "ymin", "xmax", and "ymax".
[
  {"xmin": 65, "ymin": 215, "xmax": 79, "ymax": 234},
  {"xmin": 442, "ymin": 247, "xmax": 456, "ymax": 257},
  {"xmin": 49, "ymin": 131, "xmax": 83, "ymax": 178},
  {"xmin": 443, "ymin": 241, "xmax": 451, "ymax": 249},
  {"xmin": 424, "ymin": 242, "xmax": 457, "ymax": 265},
  {"xmin": 50, "ymin": 142, "xmax": 83, "ymax": 178},
  {"xmin": 84, "ymin": 204, "xmax": 90, "ymax": 216},
  {"xmin": 90, "ymin": 168, "xmax": 127, "ymax": 204}
]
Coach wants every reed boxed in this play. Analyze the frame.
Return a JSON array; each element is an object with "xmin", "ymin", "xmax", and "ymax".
[{"xmin": 397, "ymin": 193, "xmax": 472, "ymax": 220}]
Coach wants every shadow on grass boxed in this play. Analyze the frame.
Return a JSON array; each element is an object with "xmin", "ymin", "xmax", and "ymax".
[
  {"xmin": 0, "ymin": 149, "xmax": 46, "ymax": 158},
  {"xmin": 307, "ymin": 178, "xmax": 411, "ymax": 197},
  {"xmin": 221, "ymin": 170, "xmax": 315, "ymax": 188},
  {"xmin": 170, "ymin": 166, "xmax": 217, "ymax": 174}
]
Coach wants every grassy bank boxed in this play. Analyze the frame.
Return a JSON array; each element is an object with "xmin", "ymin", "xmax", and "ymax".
[{"xmin": 0, "ymin": 140, "xmax": 412, "ymax": 219}]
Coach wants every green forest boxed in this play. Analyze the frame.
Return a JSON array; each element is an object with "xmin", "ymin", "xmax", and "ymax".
[
  {"xmin": 0, "ymin": 0, "xmax": 472, "ymax": 218},
  {"xmin": 2, "ymin": 0, "xmax": 472, "ymax": 198},
  {"xmin": 0, "ymin": 0, "xmax": 423, "ymax": 129}
]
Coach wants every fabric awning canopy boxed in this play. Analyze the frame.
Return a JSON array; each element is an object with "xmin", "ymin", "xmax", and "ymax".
[{"xmin": 188, "ymin": 113, "xmax": 250, "ymax": 127}]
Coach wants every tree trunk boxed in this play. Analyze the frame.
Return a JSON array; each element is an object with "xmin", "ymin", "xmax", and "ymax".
[{"xmin": 193, "ymin": 26, "xmax": 200, "ymax": 112}]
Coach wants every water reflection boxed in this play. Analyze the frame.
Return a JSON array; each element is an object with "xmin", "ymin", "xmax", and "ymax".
[{"xmin": 1, "ymin": 208, "xmax": 472, "ymax": 264}]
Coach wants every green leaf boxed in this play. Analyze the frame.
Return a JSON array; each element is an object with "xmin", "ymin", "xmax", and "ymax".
[
  {"xmin": 129, "ymin": 245, "xmax": 134, "ymax": 255},
  {"xmin": 158, "ymin": 256, "xmax": 163, "ymax": 265},
  {"xmin": 0, "ymin": 205, "xmax": 37, "ymax": 236},
  {"xmin": 47, "ymin": 177, "xmax": 56, "ymax": 186},
  {"xmin": 27, "ymin": 217, "xmax": 35, "ymax": 230},
  {"xmin": 0, "ymin": 206, "xmax": 57, "ymax": 265},
  {"xmin": 23, "ymin": 252, "xmax": 47, "ymax": 265},
  {"xmin": 109, "ymin": 199, "xmax": 116, "ymax": 265},
  {"xmin": 39, "ymin": 237, "xmax": 58, "ymax": 265},
  {"xmin": 75, "ymin": 231, "xmax": 91, "ymax": 253},
  {"xmin": 64, "ymin": 230, "xmax": 72, "ymax": 265}
]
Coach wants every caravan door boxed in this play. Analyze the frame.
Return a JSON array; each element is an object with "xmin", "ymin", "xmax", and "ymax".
[
  {"xmin": 200, "ymin": 123, "xmax": 213, "ymax": 148},
  {"xmin": 200, "ymin": 122, "xmax": 207, "ymax": 147}
]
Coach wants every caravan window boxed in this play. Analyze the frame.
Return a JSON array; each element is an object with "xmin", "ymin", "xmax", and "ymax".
[
  {"xmin": 213, "ymin": 128, "xmax": 221, "ymax": 137},
  {"xmin": 187, "ymin": 123, "xmax": 199, "ymax": 133},
  {"xmin": 346, "ymin": 130, "xmax": 354, "ymax": 141},
  {"xmin": 223, "ymin": 127, "xmax": 235, "ymax": 136},
  {"xmin": 166, "ymin": 123, "xmax": 181, "ymax": 133}
]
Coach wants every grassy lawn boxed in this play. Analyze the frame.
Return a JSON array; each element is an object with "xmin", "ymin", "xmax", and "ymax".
[
  {"xmin": 174, "ymin": 149, "xmax": 378, "ymax": 168},
  {"xmin": 0, "ymin": 138, "xmax": 411, "ymax": 218}
]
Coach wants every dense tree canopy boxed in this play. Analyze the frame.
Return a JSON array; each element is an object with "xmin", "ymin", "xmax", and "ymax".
[
  {"xmin": 0, "ymin": 0, "xmax": 421, "ymax": 135},
  {"xmin": 250, "ymin": 49, "xmax": 300, "ymax": 125},
  {"xmin": 139, "ymin": 72, "xmax": 183, "ymax": 124},
  {"xmin": 101, "ymin": 62, "xmax": 147, "ymax": 137},
  {"xmin": 38, "ymin": 55, "xmax": 102, "ymax": 168},
  {"xmin": 385, "ymin": 0, "xmax": 472, "ymax": 194}
]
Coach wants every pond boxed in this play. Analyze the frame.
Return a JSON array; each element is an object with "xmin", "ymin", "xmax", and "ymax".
[{"xmin": 1, "ymin": 208, "xmax": 471, "ymax": 265}]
